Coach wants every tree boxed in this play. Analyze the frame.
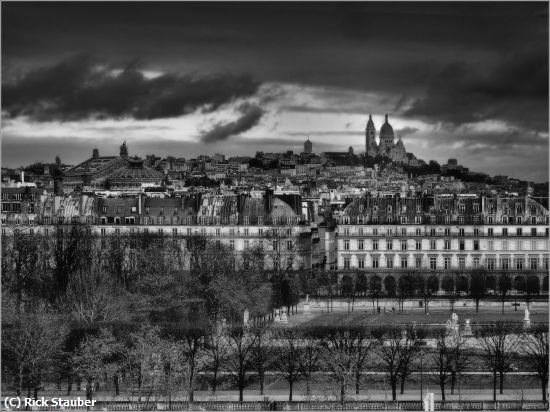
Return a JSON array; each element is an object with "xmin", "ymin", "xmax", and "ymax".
[
  {"xmin": 71, "ymin": 329, "xmax": 125, "ymax": 400},
  {"xmin": 2, "ymin": 308, "xmax": 68, "ymax": 398},
  {"xmin": 397, "ymin": 275, "xmax": 414, "ymax": 312},
  {"xmin": 522, "ymin": 327, "xmax": 549, "ymax": 401},
  {"xmin": 429, "ymin": 329, "xmax": 453, "ymax": 401},
  {"xmin": 469, "ymin": 268, "xmax": 487, "ymax": 313},
  {"xmin": 250, "ymin": 324, "xmax": 274, "ymax": 396},
  {"xmin": 441, "ymin": 275, "xmax": 456, "ymax": 312},
  {"xmin": 320, "ymin": 325, "xmax": 373, "ymax": 406},
  {"xmin": 172, "ymin": 326, "xmax": 206, "ymax": 402},
  {"xmin": 397, "ymin": 326, "xmax": 424, "ymax": 395},
  {"xmin": 298, "ymin": 326, "xmax": 323, "ymax": 397},
  {"xmin": 226, "ymin": 324, "xmax": 258, "ymax": 401},
  {"xmin": 204, "ymin": 325, "xmax": 231, "ymax": 394},
  {"xmin": 476, "ymin": 322, "xmax": 521, "ymax": 401},
  {"xmin": 498, "ymin": 275, "xmax": 512, "ymax": 314},
  {"xmin": 375, "ymin": 325, "xmax": 421, "ymax": 401},
  {"xmin": 414, "ymin": 272, "xmax": 438, "ymax": 314},
  {"xmin": 273, "ymin": 327, "xmax": 302, "ymax": 401}
]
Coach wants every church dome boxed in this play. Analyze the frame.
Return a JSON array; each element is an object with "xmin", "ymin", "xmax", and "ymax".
[{"xmin": 380, "ymin": 114, "xmax": 394, "ymax": 139}]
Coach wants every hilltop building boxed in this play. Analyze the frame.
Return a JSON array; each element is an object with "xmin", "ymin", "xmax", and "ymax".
[{"xmin": 365, "ymin": 114, "xmax": 422, "ymax": 166}]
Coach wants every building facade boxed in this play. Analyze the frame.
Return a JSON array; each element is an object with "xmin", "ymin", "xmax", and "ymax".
[{"xmin": 336, "ymin": 194, "xmax": 550, "ymax": 295}]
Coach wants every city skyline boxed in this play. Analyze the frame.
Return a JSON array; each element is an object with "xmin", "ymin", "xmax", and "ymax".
[{"xmin": 2, "ymin": 2, "xmax": 549, "ymax": 181}]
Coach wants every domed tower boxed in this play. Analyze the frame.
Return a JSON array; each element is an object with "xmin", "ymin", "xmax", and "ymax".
[
  {"xmin": 379, "ymin": 114, "xmax": 395, "ymax": 155},
  {"xmin": 120, "ymin": 141, "xmax": 128, "ymax": 159},
  {"xmin": 365, "ymin": 114, "xmax": 378, "ymax": 157},
  {"xmin": 92, "ymin": 148, "xmax": 99, "ymax": 158},
  {"xmin": 304, "ymin": 137, "xmax": 312, "ymax": 154}
]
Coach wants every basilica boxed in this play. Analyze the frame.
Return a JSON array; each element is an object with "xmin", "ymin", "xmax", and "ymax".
[{"xmin": 365, "ymin": 114, "xmax": 422, "ymax": 166}]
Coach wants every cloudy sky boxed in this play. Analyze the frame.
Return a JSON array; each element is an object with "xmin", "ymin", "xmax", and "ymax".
[{"xmin": 2, "ymin": 2, "xmax": 548, "ymax": 181}]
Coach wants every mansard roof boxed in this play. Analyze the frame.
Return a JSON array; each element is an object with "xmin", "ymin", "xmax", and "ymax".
[{"xmin": 340, "ymin": 194, "xmax": 549, "ymax": 225}]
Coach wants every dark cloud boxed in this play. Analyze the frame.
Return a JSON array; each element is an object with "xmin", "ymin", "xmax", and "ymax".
[
  {"xmin": 201, "ymin": 103, "xmax": 264, "ymax": 143},
  {"xmin": 404, "ymin": 47, "xmax": 548, "ymax": 132},
  {"xmin": 2, "ymin": 54, "xmax": 261, "ymax": 121},
  {"xmin": 394, "ymin": 127, "xmax": 419, "ymax": 137}
]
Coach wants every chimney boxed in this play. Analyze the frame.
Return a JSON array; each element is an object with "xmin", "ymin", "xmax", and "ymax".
[{"xmin": 138, "ymin": 193, "xmax": 142, "ymax": 215}]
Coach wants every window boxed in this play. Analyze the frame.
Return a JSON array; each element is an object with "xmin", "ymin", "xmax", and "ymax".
[
  {"xmin": 458, "ymin": 216, "xmax": 465, "ymax": 224},
  {"xmin": 487, "ymin": 258, "xmax": 496, "ymax": 270},
  {"xmin": 187, "ymin": 228, "xmax": 192, "ymax": 235},
  {"xmin": 386, "ymin": 240, "xmax": 393, "ymax": 250},
  {"xmin": 516, "ymin": 258, "xmax": 524, "ymax": 270},
  {"xmin": 416, "ymin": 240, "xmax": 422, "ymax": 250},
  {"xmin": 474, "ymin": 240, "xmax": 479, "ymax": 250},
  {"xmin": 488, "ymin": 228, "xmax": 494, "ymax": 237},
  {"xmin": 430, "ymin": 228, "xmax": 436, "ymax": 236},
  {"xmin": 358, "ymin": 258, "xmax": 365, "ymax": 269},
  {"xmin": 358, "ymin": 228, "xmax": 364, "ymax": 236},
  {"xmin": 531, "ymin": 228, "xmax": 537, "ymax": 236},
  {"xmin": 258, "ymin": 228, "xmax": 264, "ymax": 237},
  {"xmin": 430, "ymin": 240, "xmax": 436, "ymax": 250},
  {"xmin": 145, "ymin": 206, "xmax": 150, "ymax": 214},
  {"xmin": 230, "ymin": 240, "xmax": 235, "ymax": 250},
  {"xmin": 230, "ymin": 228, "xmax": 235, "ymax": 236},
  {"xmin": 488, "ymin": 240, "xmax": 494, "ymax": 251},
  {"xmin": 172, "ymin": 228, "xmax": 177, "ymax": 235},
  {"xmin": 517, "ymin": 216, "xmax": 522, "ymax": 224},
  {"xmin": 444, "ymin": 240, "xmax": 450, "ymax": 250},
  {"xmin": 372, "ymin": 257, "xmax": 379, "ymax": 268},
  {"xmin": 473, "ymin": 257, "xmax": 479, "ymax": 268},
  {"xmin": 287, "ymin": 240, "xmax": 292, "ymax": 250},
  {"xmin": 415, "ymin": 228, "xmax": 421, "ymax": 236},
  {"xmin": 502, "ymin": 228, "xmax": 508, "ymax": 237},
  {"xmin": 401, "ymin": 240, "xmax": 407, "ymax": 250},
  {"xmin": 401, "ymin": 228, "xmax": 407, "ymax": 236},
  {"xmin": 344, "ymin": 240, "xmax": 350, "ymax": 250},
  {"xmin": 401, "ymin": 258, "xmax": 408, "ymax": 268},
  {"xmin": 344, "ymin": 227, "xmax": 350, "ymax": 236},
  {"xmin": 531, "ymin": 217, "xmax": 536, "ymax": 224},
  {"xmin": 459, "ymin": 257, "xmax": 465, "ymax": 269},
  {"xmin": 530, "ymin": 258, "xmax": 538, "ymax": 270},
  {"xmin": 344, "ymin": 258, "xmax": 350, "ymax": 269},
  {"xmin": 116, "ymin": 206, "xmax": 123, "ymax": 214},
  {"xmin": 429, "ymin": 257, "xmax": 437, "ymax": 270},
  {"xmin": 474, "ymin": 228, "xmax": 479, "ymax": 236},
  {"xmin": 244, "ymin": 216, "xmax": 249, "ymax": 225},
  {"xmin": 459, "ymin": 228, "xmax": 465, "ymax": 236},
  {"xmin": 444, "ymin": 258, "xmax": 450, "ymax": 270},
  {"xmin": 216, "ymin": 228, "xmax": 221, "ymax": 236},
  {"xmin": 373, "ymin": 228, "xmax": 378, "ymax": 236},
  {"xmin": 244, "ymin": 229, "xmax": 249, "ymax": 236},
  {"xmin": 102, "ymin": 206, "xmax": 107, "ymax": 213},
  {"xmin": 358, "ymin": 240, "xmax": 364, "ymax": 250},
  {"xmin": 245, "ymin": 240, "xmax": 250, "ymax": 250},
  {"xmin": 386, "ymin": 257, "xmax": 393, "ymax": 269},
  {"xmin": 258, "ymin": 216, "xmax": 263, "ymax": 225},
  {"xmin": 517, "ymin": 228, "xmax": 523, "ymax": 236},
  {"xmin": 373, "ymin": 240, "xmax": 379, "ymax": 250},
  {"xmin": 444, "ymin": 228, "xmax": 451, "ymax": 236},
  {"xmin": 101, "ymin": 228, "xmax": 106, "ymax": 236},
  {"xmin": 415, "ymin": 258, "xmax": 422, "ymax": 269},
  {"xmin": 544, "ymin": 257, "xmax": 549, "ymax": 270},
  {"xmin": 158, "ymin": 228, "xmax": 163, "ymax": 235},
  {"xmin": 459, "ymin": 240, "xmax": 465, "ymax": 251},
  {"xmin": 488, "ymin": 216, "xmax": 493, "ymax": 224},
  {"xmin": 502, "ymin": 258, "xmax": 510, "ymax": 270},
  {"xmin": 503, "ymin": 240, "xmax": 508, "ymax": 251}
]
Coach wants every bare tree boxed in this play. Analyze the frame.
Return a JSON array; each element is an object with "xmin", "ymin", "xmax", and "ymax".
[
  {"xmin": 70, "ymin": 328, "xmax": 126, "ymax": 400},
  {"xmin": 2, "ymin": 307, "xmax": 67, "ymax": 398},
  {"xmin": 226, "ymin": 324, "xmax": 258, "ymax": 401},
  {"xmin": 298, "ymin": 326, "xmax": 324, "ymax": 397},
  {"xmin": 522, "ymin": 326, "xmax": 549, "ymax": 401},
  {"xmin": 498, "ymin": 274, "xmax": 512, "ymax": 315},
  {"xmin": 476, "ymin": 322, "xmax": 521, "ymax": 401},
  {"xmin": 204, "ymin": 324, "xmax": 231, "ymax": 395},
  {"xmin": 172, "ymin": 326, "xmax": 206, "ymax": 402},
  {"xmin": 375, "ymin": 325, "xmax": 421, "ymax": 401},
  {"xmin": 273, "ymin": 327, "xmax": 302, "ymax": 401},
  {"xmin": 250, "ymin": 324, "xmax": 274, "ymax": 397}
]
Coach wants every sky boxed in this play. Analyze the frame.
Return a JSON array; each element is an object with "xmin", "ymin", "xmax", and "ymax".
[{"xmin": 2, "ymin": 2, "xmax": 548, "ymax": 182}]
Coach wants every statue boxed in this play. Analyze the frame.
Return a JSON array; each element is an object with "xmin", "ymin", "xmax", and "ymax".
[
  {"xmin": 274, "ymin": 308, "xmax": 281, "ymax": 323},
  {"xmin": 523, "ymin": 308, "xmax": 531, "ymax": 328},
  {"xmin": 243, "ymin": 309, "xmax": 249, "ymax": 325},
  {"xmin": 445, "ymin": 313, "xmax": 459, "ymax": 335},
  {"xmin": 303, "ymin": 294, "xmax": 311, "ymax": 314},
  {"xmin": 280, "ymin": 307, "xmax": 288, "ymax": 324},
  {"xmin": 463, "ymin": 319, "xmax": 473, "ymax": 336}
]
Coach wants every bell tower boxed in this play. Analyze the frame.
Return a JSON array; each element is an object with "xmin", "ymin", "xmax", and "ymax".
[{"xmin": 365, "ymin": 114, "xmax": 377, "ymax": 156}]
